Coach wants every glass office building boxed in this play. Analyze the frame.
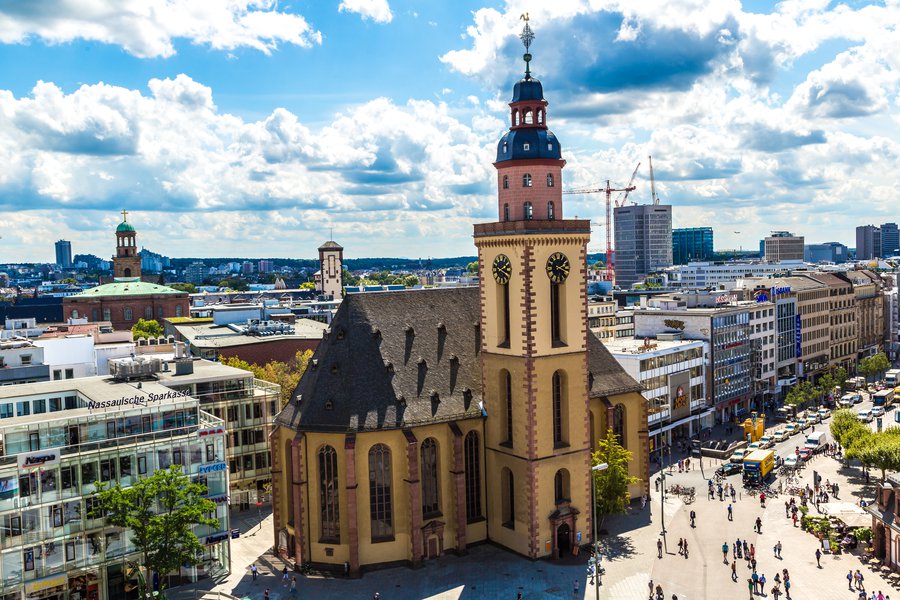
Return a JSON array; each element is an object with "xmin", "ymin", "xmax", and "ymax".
[
  {"xmin": 0, "ymin": 376, "xmax": 229, "ymax": 600},
  {"xmin": 672, "ymin": 227, "xmax": 714, "ymax": 265}
]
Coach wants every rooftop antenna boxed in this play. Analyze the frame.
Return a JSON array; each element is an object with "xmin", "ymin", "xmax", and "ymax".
[{"xmin": 519, "ymin": 13, "xmax": 534, "ymax": 79}]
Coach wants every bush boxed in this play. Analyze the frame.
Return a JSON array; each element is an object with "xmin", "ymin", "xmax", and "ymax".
[{"xmin": 854, "ymin": 527, "xmax": 873, "ymax": 543}]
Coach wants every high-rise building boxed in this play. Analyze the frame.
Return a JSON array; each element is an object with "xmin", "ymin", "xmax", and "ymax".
[
  {"xmin": 258, "ymin": 259, "xmax": 273, "ymax": 273},
  {"xmin": 614, "ymin": 204, "xmax": 673, "ymax": 287},
  {"xmin": 763, "ymin": 231, "xmax": 804, "ymax": 262},
  {"xmin": 804, "ymin": 242, "xmax": 848, "ymax": 263},
  {"xmin": 881, "ymin": 223, "xmax": 899, "ymax": 257},
  {"xmin": 185, "ymin": 261, "xmax": 208, "ymax": 285},
  {"xmin": 856, "ymin": 225, "xmax": 882, "ymax": 260},
  {"xmin": 672, "ymin": 227, "xmax": 713, "ymax": 264},
  {"xmin": 54, "ymin": 240, "xmax": 72, "ymax": 269}
]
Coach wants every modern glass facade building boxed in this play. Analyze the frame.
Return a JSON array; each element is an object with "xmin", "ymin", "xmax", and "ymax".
[
  {"xmin": 672, "ymin": 227, "xmax": 713, "ymax": 265},
  {"xmin": 0, "ymin": 376, "xmax": 229, "ymax": 600}
]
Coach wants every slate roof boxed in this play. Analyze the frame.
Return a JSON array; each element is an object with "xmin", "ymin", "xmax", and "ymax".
[
  {"xmin": 277, "ymin": 287, "xmax": 641, "ymax": 433},
  {"xmin": 69, "ymin": 278, "xmax": 186, "ymax": 298}
]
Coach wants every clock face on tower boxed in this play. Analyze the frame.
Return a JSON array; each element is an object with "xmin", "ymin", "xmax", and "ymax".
[
  {"xmin": 492, "ymin": 254, "xmax": 512, "ymax": 284},
  {"xmin": 545, "ymin": 252, "xmax": 570, "ymax": 283}
]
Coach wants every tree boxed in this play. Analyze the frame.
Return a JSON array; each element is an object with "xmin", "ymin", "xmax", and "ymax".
[
  {"xmin": 342, "ymin": 269, "xmax": 361, "ymax": 286},
  {"xmin": 299, "ymin": 282, "xmax": 315, "ymax": 290},
  {"xmin": 466, "ymin": 260, "xmax": 479, "ymax": 275},
  {"xmin": 403, "ymin": 275, "xmax": 420, "ymax": 287},
  {"xmin": 93, "ymin": 465, "xmax": 218, "ymax": 600},
  {"xmin": 870, "ymin": 353, "xmax": 891, "ymax": 379},
  {"xmin": 592, "ymin": 427, "xmax": 639, "ymax": 531},
  {"xmin": 785, "ymin": 381, "xmax": 816, "ymax": 408},
  {"xmin": 217, "ymin": 277, "xmax": 248, "ymax": 291},
  {"xmin": 834, "ymin": 367, "xmax": 849, "ymax": 391},
  {"xmin": 830, "ymin": 409, "xmax": 862, "ymax": 448},
  {"xmin": 847, "ymin": 433, "xmax": 900, "ymax": 483},
  {"xmin": 221, "ymin": 349, "xmax": 313, "ymax": 408},
  {"xmin": 132, "ymin": 318, "xmax": 163, "ymax": 340},
  {"xmin": 169, "ymin": 283, "xmax": 196, "ymax": 293}
]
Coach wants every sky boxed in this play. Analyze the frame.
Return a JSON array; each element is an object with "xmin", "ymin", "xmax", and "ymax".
[{"xmin": 1, "ymin": 0, "xmax": 899, "ymax": 263}]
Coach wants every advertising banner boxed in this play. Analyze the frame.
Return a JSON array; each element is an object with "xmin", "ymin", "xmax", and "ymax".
[{"xmin": 669, "ymin": 370, "xmax": 692, "ymax": 420}]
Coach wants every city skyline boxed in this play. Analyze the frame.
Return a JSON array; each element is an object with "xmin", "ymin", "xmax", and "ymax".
[{"xmin": 1, "ymin": 1, "xmax": 899, "ymax": 262}]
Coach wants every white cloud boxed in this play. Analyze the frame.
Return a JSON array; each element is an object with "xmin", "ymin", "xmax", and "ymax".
[
  {"xmin": 338, "ymin": 0, "xmax": 393, "ymax": 24},
  {"xmin": 0, "ymin": 0, "xmax": 322, "ymax": 58}
]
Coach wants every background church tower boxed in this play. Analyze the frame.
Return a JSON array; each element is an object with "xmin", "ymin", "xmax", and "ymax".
[
  {"xmin": 113, "ymin": 210, "xmax": 142, "ymax": 279},
  {"xmin": 474, "ymin": 19, "xmax": 593, "ymax": 559},
  {"xmin": 317, "ymin": 239, "xmax": 344, "ymax": 300}
]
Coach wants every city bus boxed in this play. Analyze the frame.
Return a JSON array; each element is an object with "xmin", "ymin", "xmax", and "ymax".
[{"xmin": 874, "ymin": 389, "xmax": 895, "ymax": 407}]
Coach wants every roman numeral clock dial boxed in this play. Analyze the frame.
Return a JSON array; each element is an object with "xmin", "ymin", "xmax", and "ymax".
[
  {"xmin": 492, "ymin": 254, "xmax": 512, "ymax": 284},
  {"xmin": 545, "ymin": 252, "xmax": 570, "ymax": 283}
]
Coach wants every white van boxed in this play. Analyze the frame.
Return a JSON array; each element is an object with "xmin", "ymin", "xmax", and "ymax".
[
  {"xmin": 804, "ymin": 431, "xmax": 826, "ymax": 450},
  {"xmin": 858, "ymin": 409, "xmax": 874, "ymax": 423}
]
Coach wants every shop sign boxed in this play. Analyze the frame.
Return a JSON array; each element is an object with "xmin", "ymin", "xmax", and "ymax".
[
  {"xmin": 87, "ymin": 389, "xmax": 188, "ymax": 410},
  {"xmin": 772, "ymin": 286, "xmax": 791, "ymax": 296},
  {"xmin": 205, "ymin": 532, "xmax": 229, "ymax": 545},
  {"xmin": 198, "ymin": 462, "xmax": 227, "ymax": 475},
  {"xmin": 715, "ymin": 294, "xmax": 736, "ymax": 304},
  {"xmin": 673, "ymin": 386, "xmax": 688, "ymax": 410},
  {"xmin": 198, "ymin": 427, "xmax": 225, "ymax": 437},
  {"xmin": 207, "ymin": 494, "xmax": 229, "ymax": 504},
  {"xmin": 18, "ymin": 450, "xmax": 60, "ymax": 470},
  {"xmin": 25, "ymin": 573, "xmax": 67, "ymax": 594},
  {"xmin": 231, "ymin": 529, "xmax": 241, "ymax": 539},
  {"xmin": 754, "ymin": 290, "xmax": 769, "ymax": 303},
  {"xmin": 795, "ymin": 314, "xmax": 802, "ymax": 358}
]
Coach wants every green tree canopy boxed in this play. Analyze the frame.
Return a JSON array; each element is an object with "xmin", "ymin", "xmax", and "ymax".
[
  {"xmin": 830, "ymin": 409, "xmax": 863, "ymax": 447},
  {"xmin": 94, "ymin": 465, "xmax": 218, "ymax": 600},
  {"xmin": 403, "ymin": 275, "xmax": 420, "ymax": 287},
  {"xmin": 217, "ymin": 277, "xmax": 248, "ymax": 291},
  {"xmin": 847, "ymin": 431, "xmax": 900, "ymax": 483},
  {"xmin": 221, "ymin": 349, "xmax": 313, "ymax": 408},
  {"xmin": 466, "ymin": 260, "xmax": 478, "ymax": 274},
  {"xmin": 860, "ymin": 353, "xmax": 891, "ymax": 381},
  {"xmin": 131, "ymin": 318, "xmax": 163, "ymax": 340},
  {"xmin": 785, "ymin": 380, "xmax": 817, "ymax": 408},
  {"xmin": 299, "ymin": 282, "xmax": 315, "ymax": 290},
  {"xmin": 342, "ymin": 269, "xmax": 361, "ymax": 286},
  {"xmin": 169, "ymin": 283, "xmax": 196, "ymax": 293},
  {"xmin": 592, "ymin": 427, "xmax": 639, "ymax": 531}
]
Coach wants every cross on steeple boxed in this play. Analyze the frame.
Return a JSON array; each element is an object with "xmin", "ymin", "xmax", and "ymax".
[{"xmin": 121, "ymin": 209, "xmax": 129, "ymax": 222}]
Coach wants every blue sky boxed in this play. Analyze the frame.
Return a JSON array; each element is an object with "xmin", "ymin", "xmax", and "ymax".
[{"xmin": 1, "ymin": 0, "xmax": 898, "ymax": 262}]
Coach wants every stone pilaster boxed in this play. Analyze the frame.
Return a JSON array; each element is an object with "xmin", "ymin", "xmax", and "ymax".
[
  {"xmin": 344, "ymin": 434, "xmax": 360, "ymax": 576},
  {"xmin": 403, "ymin": 429, "xmax": 423, "ymax": 565}
]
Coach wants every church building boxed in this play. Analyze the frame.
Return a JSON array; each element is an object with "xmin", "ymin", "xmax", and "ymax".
[
  {"xmin": 63, "ymin": 212, "xmax": 190, "ymax": 331},
  {"xmin": 271, "ymin": 26, "xmax": 648, "ymax": 575}
]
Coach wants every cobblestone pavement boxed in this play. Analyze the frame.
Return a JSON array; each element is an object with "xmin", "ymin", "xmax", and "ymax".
[{"xmin": 172, "ymin": 403, "xmax": 898, "ymax": 599}]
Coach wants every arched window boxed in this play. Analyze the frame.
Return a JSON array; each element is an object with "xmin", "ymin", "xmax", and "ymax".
[
  {"xmin": 464, "ymin": 431, "xmax": 482, "ymax": 521},
  {"xmin": 503, "ymin": 203, "xmax": 510, "ymax": 222},
  {"xmin": 123, "ymin": 268, "xmax": 132, "ymax": 278},
  {"xmin": 550, "ymin": 281, "xmax": 564, "ymax": 345},
  {"xmin": 612, "ymin": 404, "xmax": 626, "ymax": 449},
  {"xmin": 522, "ymin": 173, "xmax": 532, "ymax": 187},
  {"xmin": 523, "ymin": 109, "xmax": 533, "ymax": 124},
  {"xmin": 318, "ymin": 445, "xmax": 340, "ymax": 542},
  {"xmin": 103, "ymin": 309, "xmax": 111, "ymax": 321},
  {"xmin": 501, "ymin": 370, "xmax": 513, "ymax": 445},
  {"xmin": 71, "ymin": 310, "xmax": 79, "ymax": 319},
  {"xmin": 546, "ymin": 173, "xmax": 554, "ymax": 187},
  {"xmin": 512, "ymin": 109, "xmax": 519, "ymax": 126},
  {"xmin": 524, "ymin": 202, "xmax": 533, "ymax": 220},
  {"xmin": 284, "ymin": 440, "xmax": 295, "ymax": 526},
  {"xmin": 368, "ymin": 444, "xmax": 393, "ymax": 540},
  {"xmin": 554, "ymin": 469, "xmax": 570, "ymax": 503},
  {"xmin": 420, "ymin": 438, "xmax": 440, "ymax": 517},
  {"xmin": 552, "ymin": 371, "xmax": 567, "ymax": 446},
  {"xmin": 547, "ymin": 201, "xmax": 555, "ymax": 220},
  {"xmin": 123, "ymin": 307, "xmax": 133, "ymax": 322},
  {"xmin": 503, "ymin": 175, "xmax": 509, "ymax": 189},
  {"xmin": 501, "ymin": 467, "xmax": 515, "ymax": 529},
  {"xmin": 144, "ymin": 306, "xmax": 153, "ymax": 319},
  {"xmin": 538, "ymin": 109, "xmax": 545, "ymax": 125}
]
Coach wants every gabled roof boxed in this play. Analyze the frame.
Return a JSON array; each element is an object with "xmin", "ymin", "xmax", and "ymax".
[{"xmin": 277, "ymin": 287, "xmax": 643, "ymax": 434}]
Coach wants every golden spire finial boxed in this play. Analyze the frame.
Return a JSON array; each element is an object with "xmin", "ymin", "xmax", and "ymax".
[{"xmin": 519, "ymin": 14, "xmax": 534, "ymax": 78}]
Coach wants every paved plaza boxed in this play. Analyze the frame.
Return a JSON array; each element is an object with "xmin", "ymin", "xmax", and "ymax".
[{"xmin": 173, "ymin": 401, "xmax": 899, "ymax": 599}]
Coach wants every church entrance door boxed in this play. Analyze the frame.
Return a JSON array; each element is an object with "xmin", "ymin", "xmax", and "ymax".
[{"xmin": 557, "ymin": 523, "xmax": 571, "ymax": 556}]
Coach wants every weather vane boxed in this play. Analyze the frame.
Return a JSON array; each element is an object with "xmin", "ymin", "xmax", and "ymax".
[{"xmin": 519, "ymin": 13, "xmax": 534, "ymax": 79}]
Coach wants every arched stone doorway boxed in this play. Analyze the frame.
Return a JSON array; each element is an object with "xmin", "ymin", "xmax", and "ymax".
[
  {"xmin": 557, "ymin": 523, "xmax": 572, "ymax": 556},
  {"xmin": 876, "ymin": 522, "xmax": 887, "ymax": 560},
  {"xmin": 549, "ymin": 501, "xmax": 579, "ymax": 559}
]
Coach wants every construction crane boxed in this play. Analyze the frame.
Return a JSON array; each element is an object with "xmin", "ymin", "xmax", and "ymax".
[
  {"xmin": 563, "ymin": 166, "xmax": 639, "ymax": 281},
  {"xmin": 648, "ymin": 155, "xmax": 660, "ymax": 205}
]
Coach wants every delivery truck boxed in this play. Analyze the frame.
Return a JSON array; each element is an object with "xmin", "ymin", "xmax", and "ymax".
[{"xmin": 742, "ymin": 449, "xmax": 775, "ymax": 485}]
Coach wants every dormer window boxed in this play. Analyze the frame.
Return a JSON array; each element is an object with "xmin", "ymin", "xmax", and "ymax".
[
  {"xmin": 523, "ymin": 143, "xmax": 530, "ymax": 151},
  {"xmin": 547, "ymin": 143, "xmax": 552, "ymax": 151},
  {"xmin": 502, "ymin": 142, "xmax": 508, "ymax": 154}
]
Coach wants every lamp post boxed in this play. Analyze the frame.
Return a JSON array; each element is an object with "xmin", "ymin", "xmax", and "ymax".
[{"xmin": 591, "ymin": 462, "xmax": 608, "ymax": 600}]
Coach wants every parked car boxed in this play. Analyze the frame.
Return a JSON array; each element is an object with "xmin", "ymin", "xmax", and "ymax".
[
  {"xmin": 730, "ymin": 449, "xmax": 747, "ymax": 463},
  {"xmin": 809, "ymin": 413, "xmax": 821, "ymax": 424},
  {"xmin": 785, "ymin": 423, "xmax": 798, "ymax": 436},
  {"xmin": 817, "ymin": 408, "xmax": 831, "ymax": 420},
  {"xmin": 783, "ymin": 455, "xmax": 800, "ymax": 469},
  {"xmin": 748, "ymin": 443, "xmax": 761, "ymax": 452},
  {"xmin": 872, "ymin": 406, "xmax": 885, "ymax": 417},
  {"xmin": 717, "ymin": 462, "xmax": 743, "ymax": 477},
  {"xmin": 773, "ymin": 430, "xmax": 787, "ymax": 443},
  {"xmin": 758, "ymin": 436, "xmax": 774, "ymax": 449},
  {"xmin": 798, "ymin": 448, "xmax": 812, "ymax": 461},
  {"xmin": 858, "ymin": 409, "xmax": 874, "ymax": 423}
]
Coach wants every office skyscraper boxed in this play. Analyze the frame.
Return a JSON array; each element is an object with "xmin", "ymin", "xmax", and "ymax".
[
  {"xmin": 763, "ymin": 231, "xmax": 804, "ymax": 261},
  {"xmin": 881, "ymin": 223, "xmax": 899, "ymax": 257},
  {"xmin": 672, "ymin": 227, "xmax": 713, "ymax": 264},
  {"xmin": 614, "ymin": 204, "xmax": 672, "ymax": 288},
  {"xmin": 856, "ymin": 225, "xmax": 882, "ymax": 260},
  {"xmin": 54, "ymin": 240, "xmax": 72, "ymax": 268}
]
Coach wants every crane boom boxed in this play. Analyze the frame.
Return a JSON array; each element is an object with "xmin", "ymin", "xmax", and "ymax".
[
  {"xmin": 648, "ymin": 155, "xmax": 659, "ymax": 205},
  {"xmin": 616, "ymin": 162, "xmax": 641, "ymax": 207}
]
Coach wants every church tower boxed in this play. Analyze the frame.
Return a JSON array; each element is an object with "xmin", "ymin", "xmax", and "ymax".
[
  {"xmin": 475, "ymin": 20, "xmax": 593, "ymax": 559},
  {"xmin": 113, "ymin": 210, "xmax": 142, "ymax": 279},
  {"xmin": 316, "ymin": 240, "xmax": 344, "ymax": 300}
]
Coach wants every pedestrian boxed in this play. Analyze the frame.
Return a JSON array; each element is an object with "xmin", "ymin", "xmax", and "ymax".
[
  {"xmin": 656, "ymin": 584, "xmax": 663, "ymax": 600},
  {"xmin": 282, "ymin": 566, "xmax": 289, "ymax": 586},
  {"xmin": 772, "ymin": 584, "xmax": 781, "ymax": 599},
  {"xmin": 785, "ymin": 578, "xmax": 791, "ymax": 599},
  {"xmin": 834, "ymin": 482, "xmax": 839, "ymax": 498},
  {"xmin": 678, "ymin": 538, "xmax": 684, "ymax": 555},
  {"xmin": 784, "ymin": 500, "xmax": 790, "ymax": 517},
  {"xmin": 683, "ymin": 539, "xmax": 689, "ymax": 559},
  {"xmin": 728, "ymin": 503, "xmax": 733, "ymax": 521},
  {"xmin": 686, "ymin": 457, "xmax": 691, "ymax": 470},
  {"xmin": 690, "ymin": 509, "xmax": 696, "ymax": 528},
  {"xmin": 748, "ymin": 578, "xmax": 754, "ymax": 600},
  {"xmin": 649, "ymin": 579, "xmax": 654, "ymax": 600},
  {"xmin": 573, "ymin": 578, "xmax": 579, "ymax": 597},
  {"xmin": 251, "ymin": 563, "xmax": 258, "ymax": 582},
  {"xmin": 849, "ymin": 570, "xmax": 856, "ymax": 590},
  {"xmin": 760, "ymin": 573, "xmax": 767, "ymax": 595},
  {"xmin": 743, "ymin": 540, "xmax": 749, "ymax": 557},
  {"xmin": 751, "ymin": 557, "xmax": 757, "ymax": 572},
  {"xmin": 290, "ymin": 576, "xmax": 297, "ymax": 595},
  {"xmin": 750, "ymin": 544, "xmax": 755, "ymax": 561},
  {"xmin": 792, "ymin": 511, "xmax": 798, "ymax": 527},
  {"xmin": 732, "ymin": 560, "xmax": 738, "ymax": 581},
  {"xmin": 752, "ymin": 571, "xmax": 759, "ymax": 592},
  {"xmin": 774, "ymin": 572, "xmax": 781, "ymax": 586},
  {"xmin": 755, "ymin": 517, "xmax": 762, "ymax": 533},
  {"xmin": 760, "ymin": 492, "xmax": 766, "ymax": 507},
  {"xmin": 776, "ymin": 540, "xmax": 782, "ymax": 558},
  {"xmin": 658, "ymin": 539, "xmax": 663, "ymax": 558},
  {"xmin": 723, "ymin": 542, "xmax": 730, "ymax": 563},
  {"xmin": 816, "ymin": 548, "xmax": 822, "ymax": 567},
  {"xmin": 731, "ymin": 486, "xmax": 737, "ymax": 501},
  {"xmin": 264, "ymin": 590, "xmax": 270, "ymax": 600}
]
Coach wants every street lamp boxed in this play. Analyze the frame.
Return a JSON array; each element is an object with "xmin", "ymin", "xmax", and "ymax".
[{"xmin": 591, "ymin": 462, "xmax": 608, "ymax": 600}]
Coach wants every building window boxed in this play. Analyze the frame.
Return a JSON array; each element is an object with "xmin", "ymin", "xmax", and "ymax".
[
  {"xmin": 71, "ymin": 310, "xmax": 79, "ymax": 319},
  {"xmin": 175, "ymin": 305, "xmax": 183, "ymax": 317},
  {"xmin": 503, "ymin": 203, "xmax": 510, "ymax": 222},
  {"xmin": 523, "ymin": 142, "xmax": 530, "ymax": 151},
  {"xmin": 368, "ymin": 444, "xmax": 393, "ymax": 541},
  {"xmin": 522, "ymin": 173, "xmax": 532, "ymax": 187},
  {"xmin": 420, "ymin": 438, "xmax": 440, "ymax": 517},
  {"xmin": 499, "ymin": 282, "xmax": 510, "ymax": 347},
  {"xmin": 502, "ymin": 370, "xmax": 513, "ymax": 446},
  {"xmin": 318, "ymin": 445, "xmax": 340, "ymax": 542},
  {"xmin": 123, "ymin": 308, "xmax": 133, "ymax": 322},
  {"xmin": 547, "ymin": 201, "xmax": 555, "ymax": 220},
  {"xmin": 144, "ymin": 306, "xmax": 153, "ymax": 319},
  {"xmin": 554, "ymin": 469, "xmax": 570, "ymax": 503},
  {"xmin": 524, "ymin": 202, "xmax": 533, "ymax": 220},
  {"xmin": 65, "ymin": 369, "xmax": 73, "ymax": 379},
  {"xmin": 552, "ymin": 371, "xmax": 567, "ymax": 446},
  {"xmin": 503, "ymin": 175, "xmax": 509, "ymax": 189},
  {"xmin": 546, "ymin": 174, "xmax": 554, "ymax": 187},
  {"xmin": 464, "ymin": 431, "xmax": 482, "ymax": 521},
  {"xmin": 501, "ymin": 467, "xmax": 515, "ymax": 529},
  {"xmin": 612, "ymin": 404, "xmax": 626, "ymax": 449},
  {"xmin": 102, "ymin": 309, "xmax": 111, "ymax": 321},
  {"xmin": 523, "ymin": 108, "xmax": 533, "ymax": 124}
]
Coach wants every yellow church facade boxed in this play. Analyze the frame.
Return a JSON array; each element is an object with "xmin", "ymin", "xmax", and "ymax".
[{"xmin": 270, "ymin": 28, "xmax": 648, "ymax": 575}]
